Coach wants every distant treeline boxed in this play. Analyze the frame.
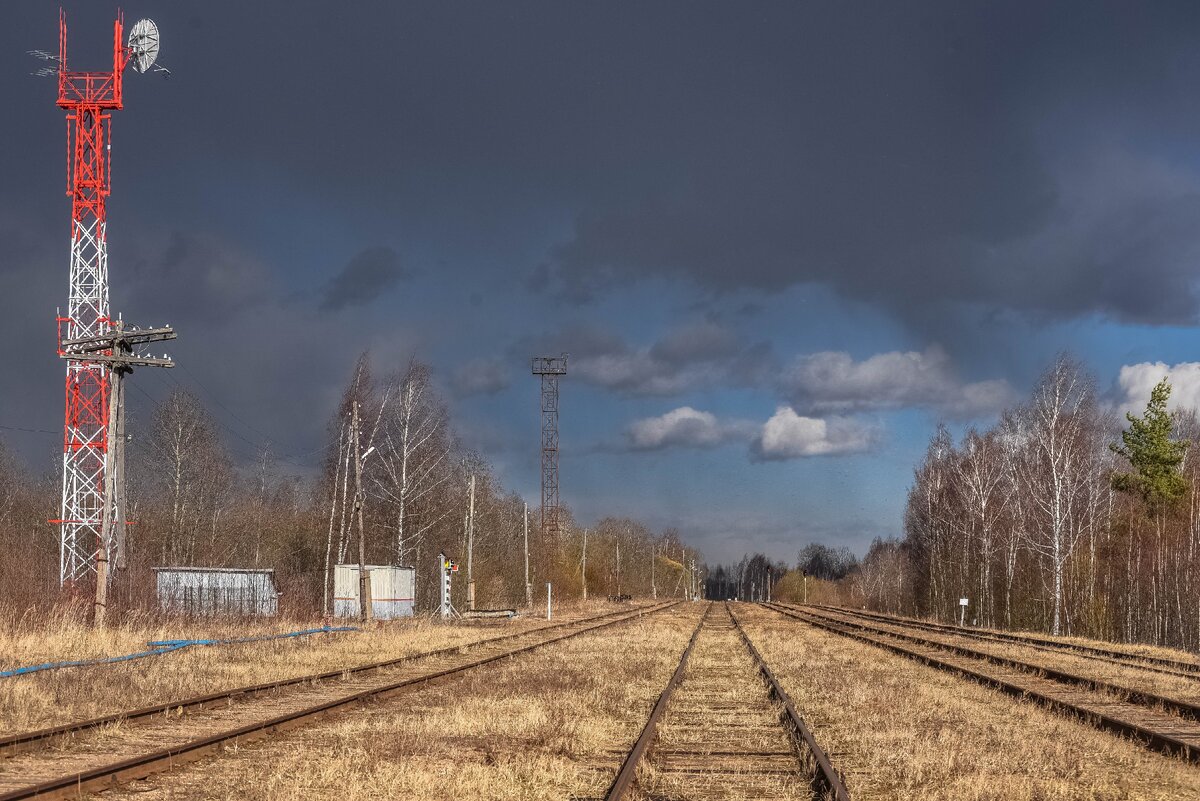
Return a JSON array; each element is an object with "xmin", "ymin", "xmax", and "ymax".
[
  {"xmin": 738, "ymin": 354, "xmax": 1200, "ymax": 652},
  {"xmin": 0, "ymin": 352, "xmax": 702, "ymax": 615},
  {"xmin": 705, "ymin": 543, "xmax": 857, "ymax": 602}
]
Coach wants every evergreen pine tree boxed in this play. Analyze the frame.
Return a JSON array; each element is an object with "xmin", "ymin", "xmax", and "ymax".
[{"xmin": 1111, "ymin": 377, "xmax": 1188, "ymax": 509}]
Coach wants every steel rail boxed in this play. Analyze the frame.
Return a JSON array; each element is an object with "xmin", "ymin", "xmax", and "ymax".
[
  {"xmin": 0, "ymin": 601, "xmax": 679, "ymax": 801},
  {"xmin": 765, "ymin": 603, "xmax": 1200, "ymax": 763},
  {"xmin": 812, "ymin": 603, "xmax": 1200, "ymax": 679},
  {"xmin": 789, "ymin": 605, "xmax": 1200, "ymax": 723},
  {"xmin": 0, "ymin": 603, "xmax": 664, "ymax": 759},
  {"xmin": 602, "ymin": 604, "xmax": 709, "ymax": 800},
  {"xmin": 728, "ymin": 603, "xmax": 851, "ymax": 801}
]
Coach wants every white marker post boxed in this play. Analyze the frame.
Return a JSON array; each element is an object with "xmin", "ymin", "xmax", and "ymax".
[
  {"xmin": 959, "ymin": 597, "xmax": 968, "ymax": 627},
  {"xmin": 546, "ymin": 582, "xmax": 552, "ymax": 620}
]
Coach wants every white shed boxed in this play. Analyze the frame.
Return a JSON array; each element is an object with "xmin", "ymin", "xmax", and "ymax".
[
  {"xmin": 153, "ymin": 567, "xmax": 280, "ymax": 617},
  {"xmin": 334, "ymin": 564, "xmax": 415, "ymax": 619}
]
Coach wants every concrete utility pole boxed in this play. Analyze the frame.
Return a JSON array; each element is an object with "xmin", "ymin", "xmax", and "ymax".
[
  {"xmin": 651, "ymin": 543, "xmax": 657, "ymax": 600},
  {"xmin": 523, "ymin": 502, "xmax": 532, "ymax": 608},
  {"xmin": 615, "ymin": 538, "xmax": 621, "ymax": 596},
  {"xmin": 351, "ymin": 401, "xmax": 372, "ymax": 623},
  {"xmin": 60, "ymin": 321, "xmax": 176, "ymax": 626},
  {"xmin": 466, "ymin": 474, "xmax": 476, "ymax": 611},
  {"xmin": 581, "ymin": 528, "xmax": 588, "ymax": 601},
  {"xmin": 546, "ymin": 582, "xmax": 552, "ymax": 620}
]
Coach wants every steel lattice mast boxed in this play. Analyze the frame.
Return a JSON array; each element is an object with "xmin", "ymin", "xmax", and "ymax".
[
  {"xmin": 53, "ymin": 11, "xmax": 132, "ymax": 585},
  {"xmin": 531, "ymin": 355, "xmax": 568, "ymax": 540}
]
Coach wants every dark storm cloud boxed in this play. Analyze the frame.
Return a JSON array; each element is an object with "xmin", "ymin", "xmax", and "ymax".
[
  {"xmin": 319, "ymin": 247, "xmax": 410, "ymax": 311},
  {"xmin": 527, "ymin": 3, "xmax": 1200, "ymax": 327},
  {"xmin": 121, "ymin": 232, "xmax": 273, "ymax": 324},
  {"xmin": 13, "ymin": 1, "xmax": 1200, "ymax": 330}
]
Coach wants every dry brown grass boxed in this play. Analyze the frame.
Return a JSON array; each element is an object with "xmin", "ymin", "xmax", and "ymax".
[
  {"xmin": 98, "ymin": 604, "xmax": 703, "ymax": 801},
  {"xmin": 739, "ymin": 603, "xmax": 1200, "ymax": 801},
  {"xmin": 0, "ymin": 599, "xmax": 639, "ymax": 736}
]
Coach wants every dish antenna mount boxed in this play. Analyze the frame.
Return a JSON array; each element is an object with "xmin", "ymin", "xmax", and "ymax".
[{"xmin": 127, "ymin": 19, "xmax": 161, "ymax": 74}]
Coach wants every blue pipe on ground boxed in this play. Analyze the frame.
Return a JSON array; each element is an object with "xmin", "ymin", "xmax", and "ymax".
[{"xmin": 0, "ymin": 625, "xmax": 359, "ymax": 678}]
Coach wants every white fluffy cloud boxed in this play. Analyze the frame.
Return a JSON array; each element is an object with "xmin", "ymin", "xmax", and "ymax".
[
  {"xmin": 626, "ymin": 406, "xmax": 750, "ymax": 450},
  {"xmin": 779, "ymin": 346, "xmax": 1013, "ymax": 419},
  {"xmin": 752, "ymin": 407, "xmax": 877, "ymax": 460},
  {"xmin": 1116, "ymin": 361, "xmax": 1200, "ymax": 414}
]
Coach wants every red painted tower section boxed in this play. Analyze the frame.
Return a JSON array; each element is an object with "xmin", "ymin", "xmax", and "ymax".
[{"xmin": 54, "ymin": 11, "xmax": 131, "ymax": 585}]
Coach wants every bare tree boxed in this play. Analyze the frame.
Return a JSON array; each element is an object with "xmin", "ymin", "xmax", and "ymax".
[
  {"xmin": 370, "ymin": 360, "xmax": 452, "ymax": 565},
  {"xmin": 1017, "ymin": 356, "xmax": 1098, "ymax": 635}
]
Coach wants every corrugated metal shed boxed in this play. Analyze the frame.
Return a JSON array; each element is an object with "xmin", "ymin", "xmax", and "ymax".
[
  {"xmin": 334, "ymin": 564, "xmax": 415, "ymax": 619},
  {"xmin": 153, "ymin": 567, "xmax": 279, "ymax": 617}
]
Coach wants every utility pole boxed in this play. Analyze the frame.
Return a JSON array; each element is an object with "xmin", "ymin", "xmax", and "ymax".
[
  {"xmin": 351, "ymin": 401, "xmax": 372, "ymax": 623},
  {"xmin": 61, "ymin": 321, "xmax": 176, "ymax": 625},
  {"xmin": 466, "ymin": 474, "xmax": 476, "ymax": 611},
  {"xmin": 651, "ymin": 543, "xmax": 657, "ymax": 600},
  {"xmin": 580, "ymin": 528, "xmax": 588, "ymax": 601},
  {"xmin": 523, "ymin": 502, "xmax": 532, "ymax": 608},
  {"xmin": 615, "ymin": 538, "xmax": 621, "ymax": 596},
  {"xmin": 803, "ymin": 570, "xmax": 808, "ymax": 604}
]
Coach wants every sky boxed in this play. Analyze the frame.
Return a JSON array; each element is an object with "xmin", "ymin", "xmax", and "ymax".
[{"xmin": 5, "ymin": 1, "xmax": 1200, "ymax": 564}]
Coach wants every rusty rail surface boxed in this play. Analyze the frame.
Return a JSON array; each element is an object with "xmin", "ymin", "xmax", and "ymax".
[
  {"xmin": 728, "ymin": 603, "xmax": 851, "ymax": 801},
  {"xmin": 766, "ymin": 602, "xmax": 1200, "ymax": 763},
  {"xmin": 813, "ymin": 603, "xmax": 1200, "ymax": 680},
  {"xmin": 603, "ymin": 604, "xmax": 709, "ymax": 800},
  {"xmin": 0, "ymin": 602, "xmax": 678, "ymax": 801},
  {"xmin": 0, "ymin": 603, "xmax": 666, "ymax": 759}
]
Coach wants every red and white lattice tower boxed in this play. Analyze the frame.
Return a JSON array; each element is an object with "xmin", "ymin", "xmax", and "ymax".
[{"xmin": 53, "ymin": 11, "xmax": 132, "ymax": 585}]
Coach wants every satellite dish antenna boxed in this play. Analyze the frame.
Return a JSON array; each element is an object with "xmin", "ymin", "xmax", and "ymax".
[{"xmin": 127, "ymin": 19, "xmax": 160, "ymax": 74}]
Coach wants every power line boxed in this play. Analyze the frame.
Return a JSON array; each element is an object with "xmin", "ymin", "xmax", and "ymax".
[{"xmin": 0, "ymin": 424, "xmax": 59, "ymax": 436}]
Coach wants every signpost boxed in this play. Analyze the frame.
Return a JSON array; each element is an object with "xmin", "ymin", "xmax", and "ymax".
[
  {"xmin": 959, "ymin": 597, "xmax": 969, "ymax": 627},
  {"xmin": 439, "ymin": 552, "xmax": 459, "ymax": 619}
]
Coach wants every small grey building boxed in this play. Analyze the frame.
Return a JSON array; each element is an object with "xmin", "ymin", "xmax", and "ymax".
[
  {"xmin": 334, "ymin": 564, "xmax": 415, "ymax": 619},
  {"xmin": 153, "ymin": 567, "xmax": 280, "ymax": 617}
]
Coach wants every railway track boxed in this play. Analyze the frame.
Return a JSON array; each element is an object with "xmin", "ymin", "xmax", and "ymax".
[
  {"xmin": 814, "ymin": 603, "xmax": 1200, "ymax": 680},
  {"xmin": 604, "ymin": 601, "xmax": 848, "ymax": 801},
  {"xmin": 0, "ymin": 602, "xmax": 677, "ymax": 801},
  {"xmin": 0, "ymin": 603, "xmax": 657, "ymax": 759},
  {"xmin": 766, "ymin": 602, "xmax": 1200, "ymax": 763}
]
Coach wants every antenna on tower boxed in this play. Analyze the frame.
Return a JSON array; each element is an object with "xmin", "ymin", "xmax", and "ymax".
[
  {"xmin": 26, "ymin": 49, "xmax": 61, "ymax": 77},
  {"xmin": 126, "ymin": 19, "xmax": 170, "ymax": 77}
]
